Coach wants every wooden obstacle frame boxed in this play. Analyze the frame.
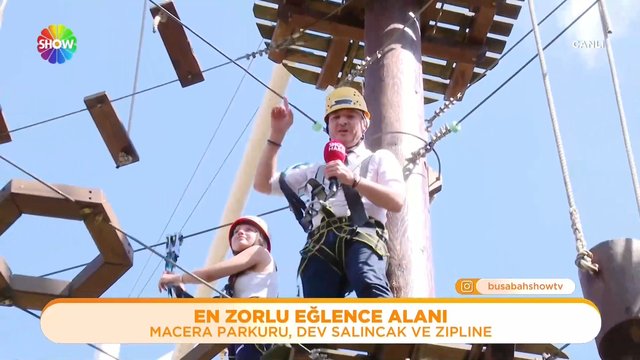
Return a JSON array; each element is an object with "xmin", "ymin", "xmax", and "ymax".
[
  {"xmin": 253, "ymin": 0, "xmax": 523, "ymax": 104},
  {"xmin": 0, "ymin": 179, "xmax": 134, "ymax": 310}
]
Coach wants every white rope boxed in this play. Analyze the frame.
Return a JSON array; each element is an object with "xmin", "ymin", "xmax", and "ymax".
[
  {"xmin": 127, "ymin": 0, "xmax": 148, "ymax": 135},
  {"xmin": 598, "ymin": 0, "xmax": 640, "ymax": 219},
  {"xmin": 527, "ymin": 0, "xmax": 598, "ymax": 273}
]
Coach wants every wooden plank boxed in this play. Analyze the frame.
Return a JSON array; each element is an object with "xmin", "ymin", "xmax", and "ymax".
[
  {"xmin": 317, "ymin": 37, "xmax": 350, "ymax": 89},
  {"xmin": 0, "ymin": 186, "xmax": 21, "ymax": 237},
  {"xmin": 66, "ymin": 256, "xmax": 130, "ymax": 298},
  {"xmin": 435, "ymin": 8, "xmax": 514, "ymax": 37},
  {"xmin": 83, "ymin": 201, "xmax": 134, "ymax": 265},
  {"xmin": 150, "ymin": 1, "xmax": 204, "ymax": 87},
  {"xmin": 424, "ymin": 77, "xmax": 449, "ymax": 95},
  {"xmin": 84, "ymin": 92, "xmax": 140, "ymax": 168},
  {"xmin": 445, "ymin": 2, "xmax": 496, "ymax": 98},
  {"xmin": 180, "ymin": 344, "xmax": 227, "ymax": 360},
  {"xmin": 8, "ymin": 179, "xmax": 103, "ymax": 221},
  {"xmin": 10, "ymin": 274, "xmax": 70, "ymax": 310},
  {"xmin": 339, "ymin": 40, "xmax": 361, "ymax": 84},
  {"xmin": 0, "ymin": 105, "xmax": 10, "ymax": 144},
  {"xmin": 269, "ymin": 7, "xmax": 295, "ymax": 63},
  {"xmin": 422, "ymin": 37, "xmax": 486, "ymax": 64},
  {"xmin": 0, "ymin": 257, "xmax": 11, "ymax": 294},
  {"xmin": 444, "ymin": 0, "xmax": 522, "ymax": 20},
  {"xmin": 282, "ymin": 47, "xmax": 326, "ymax": 68},
  {"xmin": 284, "ymin": 3, "xmax": 365, "ymax": 41},
  {"xmin": 425, "ymin": 25, "xmax": 506, "ymax": 54}
]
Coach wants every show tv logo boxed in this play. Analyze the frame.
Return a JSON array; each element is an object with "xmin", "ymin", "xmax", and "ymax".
[{"xmin": 37, "ymin": 25, "xmax": 77, "ymax": 64}]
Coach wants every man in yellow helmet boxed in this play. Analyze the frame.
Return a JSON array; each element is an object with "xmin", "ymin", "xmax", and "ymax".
[{"xmin": 254, "ymin": 87, "xmax": 405, "ymax": 298}]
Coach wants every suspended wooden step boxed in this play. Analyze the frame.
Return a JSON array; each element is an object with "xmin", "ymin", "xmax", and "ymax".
[
  {"xmin": 150, "ymin": 0, "xmax": 205, "ymax": 88},
  {"xmin": 0, "ymin": 179, "xmax": 134, "ymax": 310},
  {"xmin": 579, "ymin": 237, "xmax": 640, "ymax": 360},
  {"xmin": 252, "ymin": 0, "xmax": 522, "ymax": 103},
  {"xmin": 0, "ymin": 105, "xmax": 10, "ymax": 144},
  {"xmin": 84, "ymin": 91, "xmax": 140, "ymax": 168}
]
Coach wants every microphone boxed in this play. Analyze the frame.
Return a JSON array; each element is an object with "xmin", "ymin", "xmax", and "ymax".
[{"xmin": 323, "ymin": 140, "xmax": 347, "ymax": 193}]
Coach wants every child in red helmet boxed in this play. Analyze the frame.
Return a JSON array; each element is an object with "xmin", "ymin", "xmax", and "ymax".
[{"xmin": 158, "ymin": 215, "xmax": 277, "ymax": 360}]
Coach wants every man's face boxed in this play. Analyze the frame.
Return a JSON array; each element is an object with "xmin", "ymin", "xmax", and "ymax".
[{"xmin": 326, "ymin": 108, "xmax": 367, "ymax": 147}]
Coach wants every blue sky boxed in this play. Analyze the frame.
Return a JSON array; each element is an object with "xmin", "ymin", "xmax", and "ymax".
[{"xmin": 0, "ymin": 0, "xmax": 638, "ymax": 359}]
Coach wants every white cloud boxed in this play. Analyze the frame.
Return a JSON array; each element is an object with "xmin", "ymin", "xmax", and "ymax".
[{"xmin": 558, "ymin": 0, "xmax": 638, "ymax": 68}]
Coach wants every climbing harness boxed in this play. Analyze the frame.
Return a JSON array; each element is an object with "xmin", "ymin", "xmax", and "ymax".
[
  {"xmin": 279, "ymin": 154, "xmax": 388, "ymax": 281},
  {"xmin": 280, "ymin": 153, "xmax": 373, "ymax": 233}
]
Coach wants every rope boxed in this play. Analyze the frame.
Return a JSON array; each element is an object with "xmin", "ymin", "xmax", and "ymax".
[
  {"xmin": 126, "ymin": 0, "xmax": 148, "ymax": 135},
  {"xmin": 147, "ymin": 0, "xmax": 321, "ymax": 126},
  {"xmin": 17, "ymin": 306, "xmax": 120, "ymax": 360},
  {"xmin": 0, "ymin": 154, "xmax": 74, "ymax": 201},
  {"xmin": 527, "ymin": 0, "xmax": 597, "ymax": 273},
  {"xmin": 424, "ymin": 0, "xmax": 571, "ymax": 133},
  {"xmin": 0, "ymin": 153, "xmax": 230, "ymax": 297},
  {"xmin": 597, "ymin": 0, "xmax": 640, "ymax": 218},
  {"xmin": 128, "ymin": 41, "xmax": 263, "ymax": 297},
  {"xmin": 425, "ymin": 0, "xmax": 600, "ymax": 151},
  {"xmin": 133, "ymin": 106, "xmax": 258, "ymax": 296}
]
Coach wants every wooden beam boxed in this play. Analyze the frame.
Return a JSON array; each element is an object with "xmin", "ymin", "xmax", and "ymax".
[
  {"xmin": 0, "ymin": 257, "xmax": 11, "ymax": 297},
  {"xmin": 0, "ymin": 185, "xmax": 21, "ymax": 236},
  {"xmin": 317, "ymin": 37, "xmax": 350, "ymax": 89},
  {"xmin": 285, "ymin": 3, "xmax": 365, "ymax": 41},
  {"xmin": 339, "ymin": 39, "xmax": 361, "ymax": 84},
  {"xmin": 0, "ymin": 105, "xmax": 10, "ymax": 144},
  {"xmin": 84, "ymin": 92, "xmax": 140, "ymax": 168},
  {"xmin": 7, "ymin": 179, "xmax": 104, "ymax": 220},
  {"xmin": 66, "ymin": 256, "xmax": 130, "ymax": 297},
  {"xmin": 150, "ymin": 1, "xmax": 204, "ymax": 87},
  {"xmin": 83, "ymin": 201, "xmax": 134, "ymax": 265},
  {"xmin": 445, "ymin": 2, "xmax": 497, "ymax": 98},
  {"xmin": 422, "ymin": 37, "xmax": 486, "ymax": 64},
  {"xmin": 268, "ymin": 4, "xmax": 295, "ymax": 63},
  {"xmin": 10, "ymin": 275, "xmax": 70, "ymax": 310}
]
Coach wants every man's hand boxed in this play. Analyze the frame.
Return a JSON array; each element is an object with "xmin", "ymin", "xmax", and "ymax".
[
  {"xmin": 270, "ymin": 97, "xmax": 293, "ymax": 137},
  {"xmin": 324, "ymin": 160, "xmax": 356, "ymax": 186}
]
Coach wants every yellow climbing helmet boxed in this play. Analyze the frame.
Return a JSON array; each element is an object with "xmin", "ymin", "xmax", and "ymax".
[
  {"xmin": 229, "ymin": 215, "xmax": 271, "ymax": 252},
  {"xmin": 324, "ymin": 87, "xmax": 371, "ymax": 122}
]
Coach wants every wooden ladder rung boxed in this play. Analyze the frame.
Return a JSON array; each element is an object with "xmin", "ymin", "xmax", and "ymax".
[
  {"xmin": 84, "ymin": 92, "xmax": 140, "ymax": 168},
  {"xmin": 150, "ymin": 1, "xmax": 205, "ymax": 88},
  {"xmin": 0, "ymin": 105, "xmax": 11, "ymax": 144}
]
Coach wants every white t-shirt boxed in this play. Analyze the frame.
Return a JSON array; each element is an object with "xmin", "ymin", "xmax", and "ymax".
[
  {"xmin": 270, "ymin": 143, "xmax": 405, "ymax": 230},
  {"xmin": 233, "ymin": 256, "xmax": 278, "ymax": 298}
]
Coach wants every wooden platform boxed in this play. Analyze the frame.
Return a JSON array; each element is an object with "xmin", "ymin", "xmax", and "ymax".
[
  {"xmin": 179, "ymin": 342, "xmax": 569, "ymax": 360},
  {"xmin": 0, "ymin": 179, "xmax": 134, "ymax": 310},
  {"xmin": 253, "ymin": 0, "xmax": 523, "ymax": 103}
]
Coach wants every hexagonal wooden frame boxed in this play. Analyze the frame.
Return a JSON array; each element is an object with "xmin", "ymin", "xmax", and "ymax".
[{"xmin": 0, "ymin": 179, "xmax": 133, "ymax": 310}]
